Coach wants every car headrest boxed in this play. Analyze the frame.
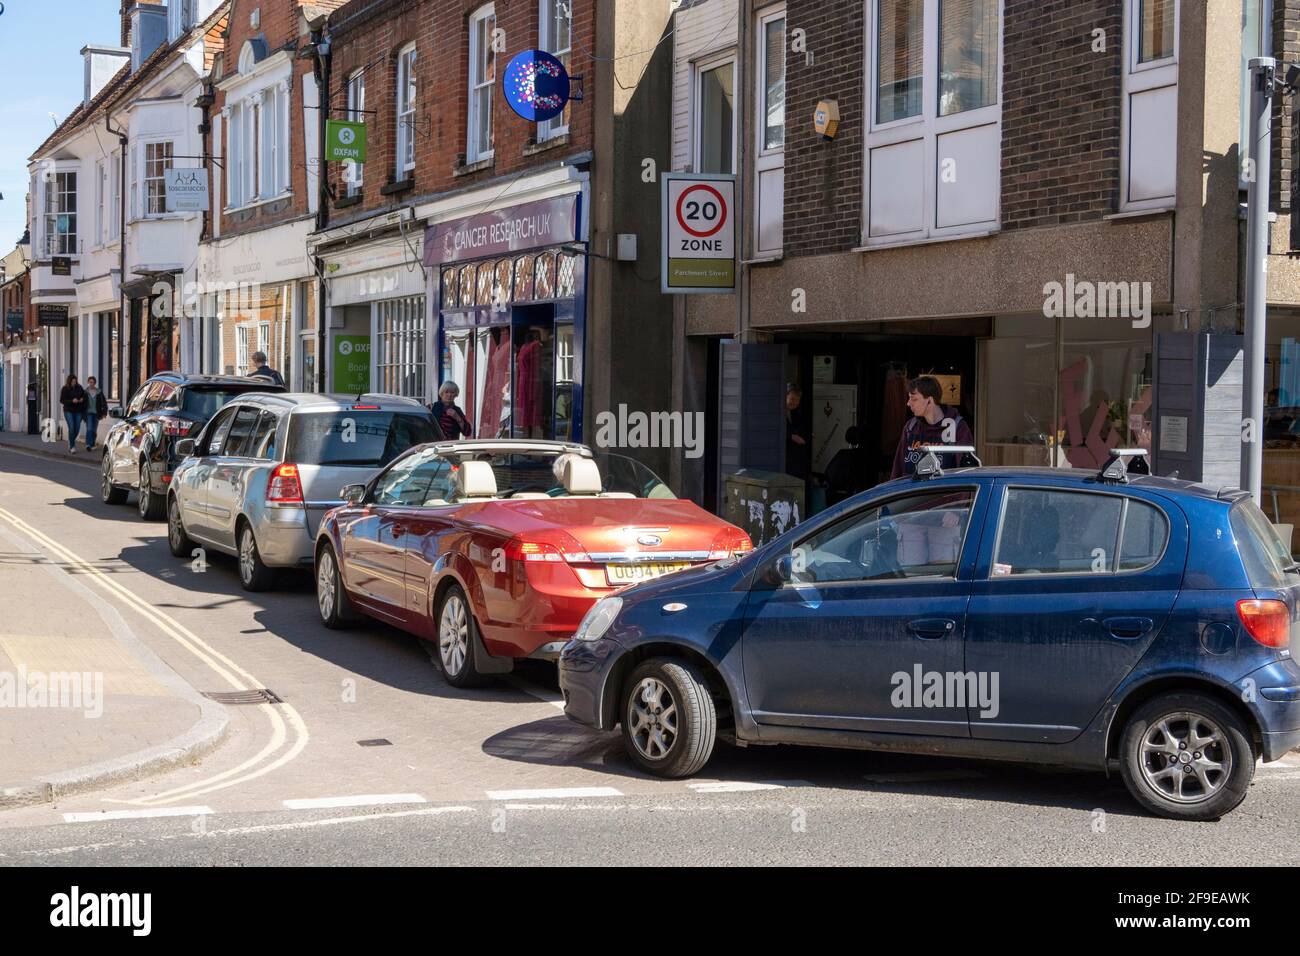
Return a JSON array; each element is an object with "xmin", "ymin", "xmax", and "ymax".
[
  {"xmin": 561, "ymin": 457, "xmax": 603, "ymax": 495},
  {"xmin": 455, "ymin": 460, "xmax": 498, "ymax": 499}
]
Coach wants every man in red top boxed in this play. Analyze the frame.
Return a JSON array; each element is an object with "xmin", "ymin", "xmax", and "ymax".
[{"xmin": 890, "ymin": 376, "xmax": 975, "ymax": 479}]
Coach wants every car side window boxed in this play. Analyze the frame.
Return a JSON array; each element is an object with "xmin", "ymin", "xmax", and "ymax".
[
  {"xmin": 249, "ymin": 411, "xmax": 281, "ymax": 461},
  {"xmin": 372, "ymin": 453, "xmax": 453, "ymax": 507},
  {"xmin": 789, "ymin": 489, "xmax": 976, "ymax": 584},
  {"xmin": 126, "ymin": 384, "xmax": 152, "ymax": 418},
  {"xmin": 222, "ymin": 407, "xmax": 263, "ymax": 458},
  {"xmin": 992, "ymin": 489, "xmax": 1166, "ymax": 576},
  {"xmin": 203, "ymin": 407, "xmax": 238, "ymax": 456},
  {"xmin": 156, "ymin": 383, "xmax": 180, "ymax": 410}
]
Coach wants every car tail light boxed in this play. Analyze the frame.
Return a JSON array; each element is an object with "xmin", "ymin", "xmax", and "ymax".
[
  {"xmin": 351, "ymin": 405, "xmax": 380, "ymax": 410},
  {"xmin": 1237, "ymin": 599, "xmax": 1291, "ymax": 648},
  {"xmin": 163, "ymin": 419, "xmax": 194, "ymax": 437},
  {"xmin": 708, "ymin": 528, "xmax": 755, "ymax": 560},
  {"xmin": 504, "ymin": 530, "xmax": 591, "ymax": 564},
  {"xmin": 267, "ymin": 463, "xmax": 304, "ymax": 503}
]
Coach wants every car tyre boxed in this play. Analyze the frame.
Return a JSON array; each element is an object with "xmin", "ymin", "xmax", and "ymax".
[
  {"xmin": 435, "ymin": 585, "xmax": 492, "ymax": 688},
  {"xmin": 315, "ymin": 543, "xmax": 359, "ymax": 629},
  {"xmin": 1119, "ymin": 691, "xmax": 1255, "ymax": 821},
  {"xmin": 137, "ymin": 463, "xmax": 165, "ymax": 521},
  {"xmin": 167, "ymin": 495, "xmax": 194, "ymax": 558},
  {"xmin": 237, "ymin": 521, "xmax": 276, "ymax": 592},
  {"xmin": 101, "ymin": 454, "xmax": 127, "ymax": 505},
  {"xmin": 620, "ymin": 658, "xmax": 717, "ymax": 778}
]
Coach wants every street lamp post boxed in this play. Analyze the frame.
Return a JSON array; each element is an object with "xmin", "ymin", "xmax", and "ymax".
[{"xmin": 1243, "ymin": 55, "xmax": 1275, "ymax": 506}]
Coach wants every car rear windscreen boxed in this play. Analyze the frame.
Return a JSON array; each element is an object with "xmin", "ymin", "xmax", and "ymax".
[
  {"xmin": 183, "ymin": 387, "xmax": 267, "ymax": 420},
  {"xmin": 1229, "ymin": 500, "xmax": 1299, "ymax": 589},
  {"xmin": 287, "ymin": 411, "xmax": 438, "ymax": 467}
]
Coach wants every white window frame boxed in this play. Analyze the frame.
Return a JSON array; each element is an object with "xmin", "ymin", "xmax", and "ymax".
[
  {"xmin": 144, "ymin": 140, "xmax": 174, "ymax": 216},
  {"xmin": 468, "ymin": 5, "xmax": 496, "ymax": 164},
  {"xmin": 44, "ymin": 168, "xmax": 78, "ymax": 257},
  {"xmin": 168, "ymin": 0, "xmax": 193, "ymax": 42},
  {"xmin": 693, "ymin": 51, "xmax": 738, "ymax": 175},
  {"xmin": 220, "ymin": 51, "xmax": 293, "ymax": 211},
  {"xmin": 346, "ymin": 69, "xmax": 366, "ymax": 194},
  {"xmin": 372, "ymin": 296, "xmax": 427, "ymax": 400},
  {"xmin": 396, "ymin": 44, "xmax": 418, "ymax": 178},
  {"xmin": 109, "ymin": 151, "xmax": 122, "ymax": 241},
  {"xmin": 861, "ymin": 0, "xmax": 1003, "ymax": 248},
  {"xmin": 95, "ymin": 159, "xmax": 106, "ymax": 247},
  {"xmin": 538, "ymin": 0, "xmax": 572, "ymax": 141},
  {"xmin": 235, "ymin": 324, "xmax": 250, "ymax": 376},
  {"xmin": 1119, "ymin": 0, "xmax": 1178, "ymax": 212},
  {"xmin": 755, "ymin": 7, "xmax": 786, "ymax": 257}
]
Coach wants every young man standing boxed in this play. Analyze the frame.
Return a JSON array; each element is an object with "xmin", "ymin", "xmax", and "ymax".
[{"xmin": 890, "ymin": 376, "xmax": 974, "ymax": 478}]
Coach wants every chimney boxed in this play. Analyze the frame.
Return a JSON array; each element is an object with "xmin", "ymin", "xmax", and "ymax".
[
  {"xmin": 129, "ymin": 3, "xmax": 169, "ymax": 70},
  {"xmin": 82, "ymin": 45, "xmax": 131, "ymax": 107}
]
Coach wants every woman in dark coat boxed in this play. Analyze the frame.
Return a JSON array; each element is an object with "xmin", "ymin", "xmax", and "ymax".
[{"xmin": 59, "ymin": 375, "xmax": 87, "ymax": 453}]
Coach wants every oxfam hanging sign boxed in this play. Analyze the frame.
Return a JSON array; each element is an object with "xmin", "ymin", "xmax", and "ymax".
[
  {"xmin": 326, "ymin": 120, "xmax": 368, "ymax": 163},
  {"xmin": 502, "ymin": 49, "xmax": 570, "ymax": 122}
]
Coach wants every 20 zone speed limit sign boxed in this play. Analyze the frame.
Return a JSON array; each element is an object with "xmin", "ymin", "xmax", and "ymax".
[{"xmin": 662, "ymin": 173, "xmax": 736, "ymax": 294}]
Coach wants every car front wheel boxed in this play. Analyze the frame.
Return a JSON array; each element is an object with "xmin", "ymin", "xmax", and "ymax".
[
  {"xmin": 167, "ymin": 495, "xmax": 193, "ymax": 558},
  {"xmin": 620, "ymin": 658, "xmax": 717, "ymax": 778},
  {"xmin": 316, "ymin": 544, "xmax": 358, "ymax": 629},
  {"xmin": 101, "ymin": 454, "xmax": 127, "ymax": 505},
  {"xmin": 1119, "ymin": 692, "xmax": 1255, "ymax": 821}
]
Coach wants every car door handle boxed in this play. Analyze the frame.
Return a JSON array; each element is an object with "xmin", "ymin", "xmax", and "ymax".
[
  {"xmin": 1103, "ymin": 617, "xmax": 1153, "ymax": 640},
  {"xmin": 907, "ymin": 618, "xmax": 956, "ymax": 640}
]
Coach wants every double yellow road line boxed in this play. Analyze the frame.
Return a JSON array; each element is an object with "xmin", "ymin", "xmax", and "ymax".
[{"xmin": 0, "ymin": 504, "xmax": 309, "ymax": 806}]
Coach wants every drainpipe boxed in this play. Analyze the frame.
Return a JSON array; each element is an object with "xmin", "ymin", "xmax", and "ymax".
[
  {"xmin": 310, "ymin": 25, "xmax": 332, "ymax": 393},
  {"xmin": 106, "ymin": 111, "xmax": 128, "ymax": 403},
  {"xmin": 194, "ymin": 81, "xmax": 216, "ymax": 373}
]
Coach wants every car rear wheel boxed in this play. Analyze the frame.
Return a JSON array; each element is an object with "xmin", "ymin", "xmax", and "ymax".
[
  {"xmin": 316, "ymin": 544, "xmax": 358, "ymax": 629},
  {"xmin": 167, "ymin": 495, "xmax": 193, "ymax": 558},
  {"xmin": 620, "ymin": 658, "xmax": 716, "ymax": 778},
  {"xmin": 1119, "ymin": 692, "xmax": 1255, "ymax": 821},
  {"xmin": 237, "ymin": 522, "xmax": 276, "ymax": 592},
  {"xmin": 435, "ymin": 585, "xmax": 491, "ymax": 688},
  {"xmin": 101, "ymin": 454, "xmax": 127, "ymax": 505},
  {"xmin": 137, "ymin": 464, "xmax": 165, "ymax": 521}
]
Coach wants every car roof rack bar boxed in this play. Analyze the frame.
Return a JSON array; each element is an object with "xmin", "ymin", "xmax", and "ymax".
[
  {"xmin": 1099, "ymin": 448, "xmax": 1150, "ymax": 484},
  {"xmin": 913, "ymin": 445, "xmax": 980, "ymax": 480}
]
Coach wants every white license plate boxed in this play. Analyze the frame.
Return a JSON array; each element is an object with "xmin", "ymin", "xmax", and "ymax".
[{"xmin": 605, "ymin": 563, "xmax": 691, "ymax": 585}]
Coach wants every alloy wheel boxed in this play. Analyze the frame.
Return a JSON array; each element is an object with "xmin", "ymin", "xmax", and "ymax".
[
  {"xmin": 168, "ymin": 499, "xmax": 184, "ymax": 550},
  {"xmin": 1138, "ymin": 711, "xmax": 1233, "ymax": 804},
  {"xmin": 317, "ymin": 551, "xmax": 336, "ymax": 621},
  {"xmin": 138, "ymin": 469, "xmax": 151, "ymax": 518},
  {"xmin": 439, "ymin": 595, "xmax": 468, "ymax": 676},
  {"xmin": 101, "ymin": 457, "xmax": 112, "ymax": 498},
  {"xmin": 627, "ymin": 678, "xmax": 679, "ymax": 761},
  {"xmin": 239, "ymin": 529, "xmax": 256, "ymax": 585}
]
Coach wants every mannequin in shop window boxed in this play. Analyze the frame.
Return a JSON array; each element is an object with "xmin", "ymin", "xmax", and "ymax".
[
  {"xmin": 516, "ymin": 327, "xmax": 552, "ymax": 439},
  {"xmin": 785, "ymin": 384, "xmax": 810, "ymax": 481}
]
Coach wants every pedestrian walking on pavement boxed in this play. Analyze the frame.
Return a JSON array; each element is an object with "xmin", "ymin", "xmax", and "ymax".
[
  {"xmin": 249, "ymin": 351, "xmax": 285, "ymax": 388},
  {"xmin": 59, "ymin": 374, "xmax": 87, "ymax": 453},
  {"xmin": 84, "ymin": 376, "xmax": 108, "ymax": 451},
  {"xmin": 429, "ymin": 381, "xmax": 472, "ymax": 440}
]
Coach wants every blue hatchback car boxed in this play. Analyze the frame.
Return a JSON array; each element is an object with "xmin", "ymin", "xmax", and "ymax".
[{"xmin": 559, "ymin": 450, "xmax": 1300, "ymax": 820}]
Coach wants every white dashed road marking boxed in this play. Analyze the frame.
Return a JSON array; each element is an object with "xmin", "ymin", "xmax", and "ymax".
[
  {"xmin": 63, "ymin": 806, "xmax": 214, "ymax": 823},
  {"xmin": 282, "ymin": 794, "xmax": 428, "ymax": 810},
  {"xmin": 487, "ymin": 786, "xmax": 623, "ymax": 801}
]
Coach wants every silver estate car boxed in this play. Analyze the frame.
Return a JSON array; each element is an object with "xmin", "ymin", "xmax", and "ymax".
[{"xmin": 166, "ymin": 393, "xmax": 442, "ymax": 591}]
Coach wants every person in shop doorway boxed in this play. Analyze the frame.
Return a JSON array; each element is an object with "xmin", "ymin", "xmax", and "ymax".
[
  {"xmin": 249, "ymin": 351, "xmax": 285, "ymax": 388},
  {"xmin": 785, "ymin": 384, "xmax": 810, "ymax": 480},
  {"xmin": 26, "ymin": 383, "xmax": 40, "ymax": 435},
  {"xmin": 823, "ymin": 425, "xmax": 869, "ymax": 505},
  {"xmin": 59, "ymin": 374, "xmax": 86, "ymax": 453},
  {"xmin": 430, "ymin": 381, "xmax": 473, "ymax": 440},
  {"xmin": 890, "ymin": 375, "xmax": 974, "ymax": 478},
  {"xmin": 84, "ymin": 376, "xmax": 108, "ymax": 451}
]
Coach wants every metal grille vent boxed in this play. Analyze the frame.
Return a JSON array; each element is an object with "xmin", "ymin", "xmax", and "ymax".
[{"xmin": 202, "ymin": 688, "xmax": 284, "ymax": 705}]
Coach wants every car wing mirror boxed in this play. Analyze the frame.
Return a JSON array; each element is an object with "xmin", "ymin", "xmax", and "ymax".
[
  {"xmin": 175, "ymin": 438, "xmax": 196, "ymax": 458},
  {"xmin": 766, "ymin": 553, "xmax": 795, "ymax": 587},
  {"xmin": 108, "ymin": 407, "xmax": 124, "ymax": 419},
  {"xmin": 340, "ymin": 483, "xmax": 367, "ymax": 506}
]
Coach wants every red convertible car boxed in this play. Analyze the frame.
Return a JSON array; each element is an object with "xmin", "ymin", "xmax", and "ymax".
[{"xmin": 314, "ymin": 440, "xmax": 752, "ymax": 687}]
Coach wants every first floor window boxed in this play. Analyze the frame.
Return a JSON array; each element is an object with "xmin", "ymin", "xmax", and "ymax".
[
  {"xmin": 374, "ymin": 297, "xmax": 426, "ymax": 400},
  {"xmin": 938, "ymin": 0, "xmax": 999, "ymax": 116},
  {"xmin": 1139, "ymin": 0, "xmax": 1175, "ymax": 63},
  {"xmin": 538, "ymin": 0, "xmax": 572, "ymax": 140},
  {"xmin": 697, "ymin": 60, "xmax": 735, "ymax": 174},
  {"xmin": 761, "ymin": 16, "xmax": 786, "ymax": 150},
  {"xmin": 45, "ymin": 171, "xmax": 77, "ymax": 256},
  {"xmin": 468, "ymin": 6, "xmax": 496, "ymax": 162},
  {"xmin": 876, "ymin": 0, "xmax": 923, "ymax": 123},
  {"xmin": 145, "ymin": 142, "xmax": 174, "ymax": 215},
  {"xmin": 347, "ymin": 69, "xmax": 366, "ymax": 193},
  {"xmin": 396, "ymin": 46, "xmax": 417, "ymax": 177}
]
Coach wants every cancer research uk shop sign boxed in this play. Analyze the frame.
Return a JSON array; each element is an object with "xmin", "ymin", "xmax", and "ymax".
[
  {"xmin": 661, "ymin": 173, "xmax": 736, "ymax": 294},
  {"xmin": 424, "ymin": 195, "xmax": 581, "ymax": 266}
]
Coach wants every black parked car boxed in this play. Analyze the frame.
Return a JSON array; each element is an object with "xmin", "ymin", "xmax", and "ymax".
[{"xmin": 100, "ymin": 373, "xmax": 285, "ymax": 520}]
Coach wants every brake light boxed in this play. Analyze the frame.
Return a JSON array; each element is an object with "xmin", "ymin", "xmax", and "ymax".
[
  {"xmin": 351, "ymin": 405, "xmax": 380, "ymax": 410},
  {"xmin": 1237, "ymin": 599, "xmax": 1291, "ymax": 648},
  {"xmin": 267, "ymin": 463, "xmax": 304, "ymax": 503},
  {"xmin": 504, "ymin": 531, "xmax": 591, "ymax": 564},
  {"xmin": 708, "ymin": 528, "xmax": 755, "ymax": 560},
  {"xmin": 163, "ymin": 419, "xmax": 194, "ymax": 437}
]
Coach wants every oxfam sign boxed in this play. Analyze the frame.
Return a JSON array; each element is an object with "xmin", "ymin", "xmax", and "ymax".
[
  {"xmin": 332, "ymin": 334, "xmax": 370, "ymax": 393},
  {"xmin": 326, "ymin": 120, "xmax": 368, "ymax": 163}
]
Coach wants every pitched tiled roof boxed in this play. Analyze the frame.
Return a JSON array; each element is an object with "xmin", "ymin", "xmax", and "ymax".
[{"xmin": 30, "ymin": 2, "xmax": 233, "ymax": 162}]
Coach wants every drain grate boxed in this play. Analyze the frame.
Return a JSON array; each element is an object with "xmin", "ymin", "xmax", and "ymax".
[
  {"xmin": 357, "ymin": 738, "xmax": 392, "ymax": 747},
  {"xmin": 202, "ymin": 688, "xmax": 284, "ymax": 705}
]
